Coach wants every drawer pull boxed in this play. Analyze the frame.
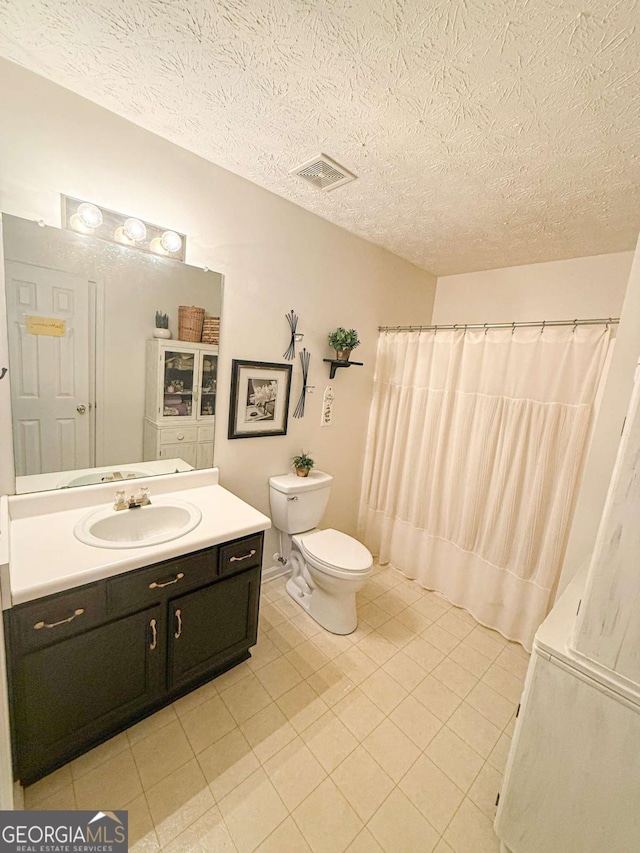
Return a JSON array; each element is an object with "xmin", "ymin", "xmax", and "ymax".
[
  {"xmin": 174, "ymin": 609, "xmax": 182, "ymax": 639},
  {"xmin": 229, "ymin": 550, "xmax": 257, "ymax": 563},
  {"xmin": 150, "ymin": 618, "xmax": 158, "ymax": 650},
  {"xmin": 34, "ymin": 608, "xmax": 85, "ymax": 630},
  {"xmin": 149, "ymin": 572, "xmax": 184, "ymax": 589}
]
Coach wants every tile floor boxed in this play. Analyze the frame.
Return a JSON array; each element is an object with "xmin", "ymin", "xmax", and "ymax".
[{"xmin": 24, "ymin": 565, "xmax": 529, "ymax": 852}]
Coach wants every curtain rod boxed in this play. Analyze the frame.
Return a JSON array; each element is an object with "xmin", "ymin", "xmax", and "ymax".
[{"xmin": 378, "ymin": 317, "xmax": 620, "ymax": 333}]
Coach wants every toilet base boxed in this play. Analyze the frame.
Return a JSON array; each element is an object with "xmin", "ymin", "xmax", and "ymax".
[{"xmin": 286, "ymin": 577, "xmax": 357, "ymax": 635}]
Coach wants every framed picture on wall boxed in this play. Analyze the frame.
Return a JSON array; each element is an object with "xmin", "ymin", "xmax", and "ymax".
[{"xmin": 228, "ymin": 359, "xmax": 293, "ymax": 439}]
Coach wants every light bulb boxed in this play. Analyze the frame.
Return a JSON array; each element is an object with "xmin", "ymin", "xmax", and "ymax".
[
  {"xmin": 160, "ymin": 230, "xmax": 182, "ymax": 253},
  {"xmin": 76, "ymin": 202, "xmax": 103, "ymax": 229},
  {"xmin": 123, "ymin": 217, "xmax": 147, "ymax": 242},
  {"xmin": 150, "ymin": 237, "xmax": 168, "ymax": 255},
  {"xmin": 69, "ymin": 213, "xmax": 94, "ymax": 234},
  {"xmin": 114, "ymin": 226, "xmax": 135, "ymax": 245}
]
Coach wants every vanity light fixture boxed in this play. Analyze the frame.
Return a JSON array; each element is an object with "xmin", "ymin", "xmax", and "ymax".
[{"xmin": 62, "ymin": 196, "xmax": 187, "ymax": 262}]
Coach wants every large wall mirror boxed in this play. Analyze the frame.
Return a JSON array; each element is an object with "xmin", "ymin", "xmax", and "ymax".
[{"xmin": 3, "ymin": 213, "xmax": 223, "ymax": 495}]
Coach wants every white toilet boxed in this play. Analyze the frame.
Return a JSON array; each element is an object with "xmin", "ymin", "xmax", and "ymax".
[{"xmin": 269, "ymin": 470, "xmax": 373, "ymax": 634}]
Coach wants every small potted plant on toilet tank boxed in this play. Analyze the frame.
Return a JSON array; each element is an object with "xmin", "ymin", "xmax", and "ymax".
[
  {"xmin": 292, "ymin": 450, "xmax": 314, "ymax": 478},
  {"xmin": 328, "ymin": 327, "xmax": 360, "ymax": 362}
]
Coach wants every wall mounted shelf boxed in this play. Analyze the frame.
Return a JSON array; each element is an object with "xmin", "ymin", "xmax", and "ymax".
[{"xmin": 323, "ymin": 359, "xmax": 364, "ymax": 379}]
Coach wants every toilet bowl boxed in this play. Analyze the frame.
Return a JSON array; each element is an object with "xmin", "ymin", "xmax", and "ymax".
[{"xmin": 269, "ymin": 472, "xmax": 373, "ymax": 634}]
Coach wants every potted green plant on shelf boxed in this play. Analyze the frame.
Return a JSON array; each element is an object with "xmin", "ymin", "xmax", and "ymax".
[
  {"xmin": 154, "ymin": 310, "xmax": 171, "ymax": 339},
  {"xmin": 292, "ymin": 450, "xmax": 314, "ymax": 478},
  {"xmin": 328, "ymin": 327, "xmax": 360, "ymax": 362}
]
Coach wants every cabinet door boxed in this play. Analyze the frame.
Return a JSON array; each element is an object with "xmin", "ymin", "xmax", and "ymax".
[
  {"xmin": 11, "ymin": 605, "xmax": 163, "ymax": 785},
  {"xmin": 161, "ymin": 348, "xmax": 196, "ymax": 419},
  {"xmin": 196, "ymin": 441, "xmax": 213, "ymax": 469},
  {"xmin": 158, "ymin": 442, "xmax": 198, "ymax": 467},
  {"xmin": 168, "ymin": 568, "xmax": 260, "ymax": 692},
  {"xmin": 197, "ymin": 351, "xmax": 217, "ymax": 419}
]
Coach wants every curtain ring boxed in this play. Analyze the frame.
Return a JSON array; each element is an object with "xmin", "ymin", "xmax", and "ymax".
[
  {"xmin": 464, "ymin": 324, "xmax": 468, "ymax": 335},
  {"xmin": 484, "ymin": 323, "xmax": 488, "ymax": 336},
  {"xmin": 541, "ymin": 320, "xmax": 546, "ymax": 335},
  {"xmin": 511, "ymin": 322, "xmax": 516, "ymax": 335},
  {"xmin": 434, "ymin": 325, "xmax": 438, "ymax": 335},
  {"xmin": 572, "ymin": 319, "xmax": 578, "ymax": 333},
  {"xmin": 607, "ymin": 317, "xmax": 612, "ymax": 330}
]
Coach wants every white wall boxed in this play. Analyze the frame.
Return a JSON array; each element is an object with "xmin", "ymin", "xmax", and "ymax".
[
  {"xmin": 0, "ymin": 57, "xmax": 436, "ymax": 547},
  {"xmin": 433, "ymin": 250, "xmax": 639, "ymax": 600},
  {"xmin": 433, "ymin": 252, "xmax": 633, "ymax": 325}
]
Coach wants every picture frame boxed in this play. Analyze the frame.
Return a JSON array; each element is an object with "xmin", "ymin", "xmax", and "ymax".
[{"xmin": 228, "ymin": 359, "xmax": 293, "ymax": 439}]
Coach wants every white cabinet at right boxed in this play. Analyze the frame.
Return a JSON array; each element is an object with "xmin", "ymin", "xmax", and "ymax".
[{"xmin": 495, "ymin": 578, "xmax": 640, "ymax": 853}]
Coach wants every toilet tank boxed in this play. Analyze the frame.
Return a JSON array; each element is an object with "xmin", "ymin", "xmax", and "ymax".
[{"xmin": 269, "ymin": 470, "xmax": 333, "ymax": 533}]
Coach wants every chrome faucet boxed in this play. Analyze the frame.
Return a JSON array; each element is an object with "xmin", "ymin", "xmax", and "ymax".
[{"xmin": 114, "ymin": 486, "xmax": 151, "ymax": 511}]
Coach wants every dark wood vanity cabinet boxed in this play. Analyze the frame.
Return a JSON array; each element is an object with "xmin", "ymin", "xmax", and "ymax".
[{"xmin": 5, "ymin": 532, "xmax": 263, "ymax": 786}]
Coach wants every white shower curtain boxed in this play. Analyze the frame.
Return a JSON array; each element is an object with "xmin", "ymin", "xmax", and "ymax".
[{"xmin": 358, "ymin": 325, "xmax": 610, "ymax": 649}]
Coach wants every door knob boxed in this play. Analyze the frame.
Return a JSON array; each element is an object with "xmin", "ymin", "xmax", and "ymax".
[{"xmin": 77, "ymin": 404, "xmax": 87, "ymax": 414}]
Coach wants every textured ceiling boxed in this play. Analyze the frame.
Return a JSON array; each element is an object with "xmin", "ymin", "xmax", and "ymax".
[{"xmin": 1, "ymin": 0, "xmax": 639, "ymax": 275}]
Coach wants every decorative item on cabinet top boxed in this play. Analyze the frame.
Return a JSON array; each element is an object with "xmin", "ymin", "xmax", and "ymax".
[
  {"xmin": 178, "ymin": 305, "xmax": 205, "ymax": 342},
  {"xmin": 228, "ymin": 359, "xmax": 292, "ymax": 439},
  {"xmin": 154, "ymin": 310, "xmax": 171, "ymax": 339}
]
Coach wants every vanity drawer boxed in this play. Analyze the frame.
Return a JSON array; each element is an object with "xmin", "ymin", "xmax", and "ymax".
[
  {"xmin": 10, "ymin": 583, "xmax": 107, "ymax": 654},
  {"xmin": 160, "ymin": 427, "xmax": 198, "ymax": 445},
  {"xmin": 107, "ymin": 547, "xmax": 218, "ymax": 615},
  {"xmin": 218, "ymin": 534, "xmax": 263, "ymax": 578}
]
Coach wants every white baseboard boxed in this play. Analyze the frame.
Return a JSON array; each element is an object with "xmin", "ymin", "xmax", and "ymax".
[{"xmin": 262, "ymin": 564, "xmax": 290, "ymax": 584}]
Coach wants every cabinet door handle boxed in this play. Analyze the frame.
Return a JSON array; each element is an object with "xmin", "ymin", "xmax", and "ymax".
[
  {"xmin": 34, "ymin": 608, "xmax": 85, "ymax": 630},
  {"xmin": 150, "ymin": 618, "xmax": 158, "ymax": 650},
  {"xmin": 149, "ymin": 572, "xmax": 184, "ymax": 589},
  {"xmin": 174, "ymin": 609, "xmax": 182, "ymax": 639},
  {"xmin": 230, "ymin": 550, "xmax": 256, "ymax": 563}
]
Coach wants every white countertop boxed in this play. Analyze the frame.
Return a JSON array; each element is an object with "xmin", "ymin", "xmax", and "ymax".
[{"xmin": 5, "ymin": 469, "xmax": 271, "ymax": 606}]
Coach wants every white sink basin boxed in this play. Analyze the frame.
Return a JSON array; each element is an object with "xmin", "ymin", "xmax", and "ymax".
[{"xmin": 74, "ymin": 499, "xmax": 202, "ymax": 549}]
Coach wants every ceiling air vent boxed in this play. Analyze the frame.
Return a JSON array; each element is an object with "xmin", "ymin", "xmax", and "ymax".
[{"xmin": 290, "ymin": 154, "xmax": 356, "ymax": 192}]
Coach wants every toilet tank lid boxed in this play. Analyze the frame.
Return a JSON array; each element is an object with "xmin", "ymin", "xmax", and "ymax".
[{"xmin": 269, "ymin": 470, "xmax": 333, "ymax": 494}]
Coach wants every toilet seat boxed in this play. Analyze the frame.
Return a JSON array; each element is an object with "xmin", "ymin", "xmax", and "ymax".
[{"xmin": 296, "ymin": 528, "xmax": 373, "ymax": 576}]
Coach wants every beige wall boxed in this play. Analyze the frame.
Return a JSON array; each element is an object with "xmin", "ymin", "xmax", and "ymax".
[
  {"xmin": 0, "ymin": 59, "xmax": 436, "ymax": 556},
  {"xmin": 433, "ymin": 252, "xmax": 633, "ymax": 325}
]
